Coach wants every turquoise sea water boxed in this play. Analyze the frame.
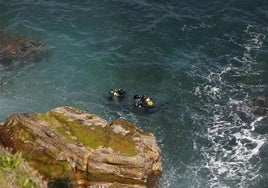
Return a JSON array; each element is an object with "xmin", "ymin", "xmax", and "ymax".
[{"xmin": 0, "ymin": 0, "xmax": 267, "ymax": 187}]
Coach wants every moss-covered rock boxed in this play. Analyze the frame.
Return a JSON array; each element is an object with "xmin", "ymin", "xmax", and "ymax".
[{"xmin": 0, "ymin": 106, "xmax": 162, "ymax": 187}]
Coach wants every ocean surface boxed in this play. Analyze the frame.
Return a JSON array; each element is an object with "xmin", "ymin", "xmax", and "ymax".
[{"xmin": 0, "ymin": 0, "xmax": 267, "ymax": 187}]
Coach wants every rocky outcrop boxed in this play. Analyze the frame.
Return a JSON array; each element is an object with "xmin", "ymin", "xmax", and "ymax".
[
  {"xmin": 0, "ymin": 106, "xmax": 162, "ymax": 187},
  {"xmin": 0, "ymin": 29, "xmax": 48, "ymax": 67}
]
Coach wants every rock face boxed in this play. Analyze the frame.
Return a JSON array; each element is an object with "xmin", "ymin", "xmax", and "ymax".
[
  {"xmin": 0, "ymin": 29, "xmax": 48, "ymax": 67},
  {"xmin": 0, "ymin": 106, "xmax": 162, "ymax": 187}
]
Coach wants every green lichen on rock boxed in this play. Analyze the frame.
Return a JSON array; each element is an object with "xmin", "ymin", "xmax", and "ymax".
[
  {"xmin": 51, "ymin": 111, "xmax": 108, "ymax": 149},
  {"xmin": 33, "ymin": 109, "xmax": 139, "ymax": 156},
  {"xmin": 32, "ymin": 113, "xmax": 77, "ymax": 144},
  {"xmin": 24, "ymin": 150, "xmax": 71, "ymax": 180}
]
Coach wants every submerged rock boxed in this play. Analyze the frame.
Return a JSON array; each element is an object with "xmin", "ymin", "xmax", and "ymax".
[
  {"xmin": 246, "ymin": 95, "xmax": 268, "ymax": 116},
  {"xmin": 253, "ymin": 117, "xmax": 268, "ymax": 135},
  {"xmin": 0, "ymin": 106, "xmax": 162, "ymax": 187},
  {"xmin": 239, "ymin": 95, "xmax": 268, "ymax": 135},
  {"xmin": 0, "ymin": 29, "xmax": 48, "ymax": 67}
]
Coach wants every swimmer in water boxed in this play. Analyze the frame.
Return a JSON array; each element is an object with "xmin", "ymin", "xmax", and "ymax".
[{"xmin": 133, "ymin": 94, "xmax": 154, "ymax": 108}]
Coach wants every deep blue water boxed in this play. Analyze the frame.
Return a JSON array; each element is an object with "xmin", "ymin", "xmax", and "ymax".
[{"xmin": 0, "ymin": 0, "xmax": 268, "ymax": 187}]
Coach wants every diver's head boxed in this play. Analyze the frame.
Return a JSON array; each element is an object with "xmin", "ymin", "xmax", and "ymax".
[
  {"xmin": 110, "ymin": 89, "xmax": 117, "ymax": 96},
  {"xmin": 109, "ymin": 88, "xmax": 126, "ymax": 101},
  {"xmin": 133, "ymin": 94, "xmax": 142, "ymax": 100}
]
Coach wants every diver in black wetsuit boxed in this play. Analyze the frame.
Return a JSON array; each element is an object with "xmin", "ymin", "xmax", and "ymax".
[
  {"xmin": 133, "ymin": 94, "xmax": 154, "ymax": 108},
  {"xmin": 109, "ymin": 89, "xmax": 155, "ymax": 110},
  {"xmin": 109, "ymin": 88, "xmax": 126, "ymax": 101}
]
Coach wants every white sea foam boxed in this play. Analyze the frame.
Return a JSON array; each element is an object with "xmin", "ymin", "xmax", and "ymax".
[
  {"xmin": 192, "ymin": 90, "xmax": 266, "ymax": 187},
  {"xmin": 190, "ymin": 26, "xmax": 266, "ymax": 187},
  {"xmin": 204, "ymin": 113, "xmax": 266, "ymax": 187},
  {"xmin": 232, "ymin": 25, "xmax": 265, "ymax": 65}
]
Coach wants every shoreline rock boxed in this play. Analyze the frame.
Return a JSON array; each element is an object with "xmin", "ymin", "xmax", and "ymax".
[{"xmin": 0, "ymin": 106, "xmax": 162, "ymax": 187}]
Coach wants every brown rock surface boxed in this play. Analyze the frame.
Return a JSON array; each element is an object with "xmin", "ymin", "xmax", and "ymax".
[{"xmin": 0, "ymin": 106, "xmax": 162, "ymax": 187}]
